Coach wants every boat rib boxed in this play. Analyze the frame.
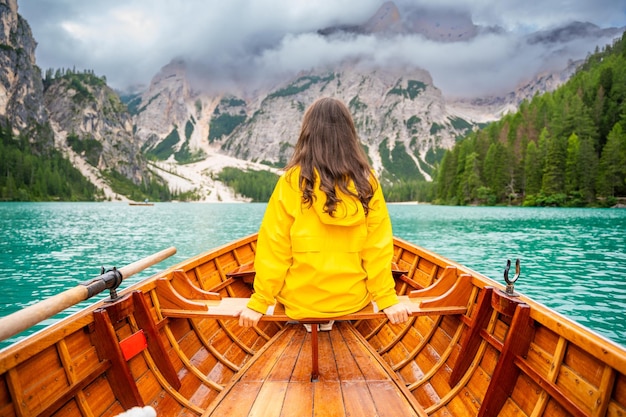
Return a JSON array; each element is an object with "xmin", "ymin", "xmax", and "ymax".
[{"xmin": 1, "ymin": 233, "xmax": 625, "ymax": 417}]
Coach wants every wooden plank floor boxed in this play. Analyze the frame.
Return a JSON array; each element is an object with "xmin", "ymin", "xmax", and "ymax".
[{"xmin": 202, "ymin": 322, "xmax": 427, "ymax": 417}]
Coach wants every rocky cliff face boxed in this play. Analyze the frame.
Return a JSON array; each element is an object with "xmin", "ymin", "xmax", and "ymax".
[
  {"xmin": 134, "ymin": 60, "xmax": 194, "ymax": 149},
  {"xmin": 44, "ymin": 72, "xmax": 147, "ymax": 187},
  {"xmin": 447, "ymin": 59, "xmax": 583, "ymax": 122},
  {"xmin": 131, "ymin": 59, "xmax": 273, "ymax": 201},
  {"xmin": 220, "ymin": 66, "xmax": 472, "ymax": 182},
  {"xmin": 134, "ymin": 59, "xmax": 218, "ymax": 159},
  {"xmin": 0, "ymin": 0, "xmax": 49, "ymax": 139},
  {"xmin": 0, "ymin": 1, "xmax": 157, "ymax": 200},
  {"xmin": 134, "ymin": 63, "xmax": 476, "ymax": 184},
  {"xmin": 134, "ymin": 54, "xmax": 590, "ymax": 190}
]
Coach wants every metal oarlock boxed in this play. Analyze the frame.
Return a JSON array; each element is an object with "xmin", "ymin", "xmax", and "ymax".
[
  {"xmin": 80, "ymin": 266, "xmax": 124, "ymax": 300},
  {"xmin": 503, "ymin": 258, "xmax": 520, "ymax": 297}
]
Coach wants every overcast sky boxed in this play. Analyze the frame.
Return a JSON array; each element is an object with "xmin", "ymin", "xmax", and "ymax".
[{"xmin": 17, "ymin": 0, "xmax": 626, "ymax": 97}]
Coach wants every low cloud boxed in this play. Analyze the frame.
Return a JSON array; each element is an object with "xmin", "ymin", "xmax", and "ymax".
[
  {"xmin": 187, "ymin": 28, "xmax": 620, "ymax": 97},
  {"xmin": 18, "ymin": 0, "xmax": 626, "ymax": 97}
]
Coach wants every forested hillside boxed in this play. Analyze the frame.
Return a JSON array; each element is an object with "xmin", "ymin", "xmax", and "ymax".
[
  {"xmin": 435, "ymin": 32, "xmax": 626, "ymax": 207},
  {"xmin": 0, "ymin": 125, "xmax": 100, "ymax": 201}
]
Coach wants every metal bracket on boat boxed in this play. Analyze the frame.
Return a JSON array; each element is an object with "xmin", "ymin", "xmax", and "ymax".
[
  {"xmin": 80, "ymin": 266, "xmax": 124, "ymax": 300},
  {"xmin": 503, "ymin": 259, "xmax": 520, "ymax": 297}
]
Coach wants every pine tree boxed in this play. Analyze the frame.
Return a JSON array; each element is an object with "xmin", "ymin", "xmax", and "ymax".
[
  {"xmin": 484, "ymin": 142, "xmax": 512, "ymax": 201},
  {"xmin": 565, "ymin": 133, "xmax": 581, "ymax": 196},
  {"xmin": 541, "ymin": 130, "xmax": 567, "ymax": 196},
  {"xmin": 524, "ymin": 141, "xmax": 542, "ymax": 196},
  {"xmin": 598, "ymin": 123, "xmax": 626, "ymax": 197},
  {"xmin": 454, "ymin": 140, "xmax": 475, "ymax": 205},
  {"xmin": 578, "ymin": 136, "xmax": 598, "ymax": 203},
  {"xmin": 598, "ymin": 67, "xmax": 616, "ymax": 146},
  {"xmin": 3, "ymin": 173, "xmax": 16, "ymax": 200},
  {"xmin": 458, "ymin": 152, "xmax": 482, "ymax": 204},
  {"xmin": 436, "ymin": 149, "xmax": 457, "ymax": 203},
  {"xmin": 562, "ymin": 93, "xmax": 598, "ymax": 149}
]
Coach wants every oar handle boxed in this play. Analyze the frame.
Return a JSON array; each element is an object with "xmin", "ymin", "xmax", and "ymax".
[
  {"xmin": 0, "ymin": 247, "xmax": 177, "ymax": 343},
  {"xmin": 0, "ymin": 287, "xmax": 89, "ymax": 344},
  {"xmin": 119, "ymin": 247, "xmax": 177, "ymax": 278}
]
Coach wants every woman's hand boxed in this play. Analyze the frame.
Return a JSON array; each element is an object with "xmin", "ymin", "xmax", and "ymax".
[
  {"xmin": 383, "ymin": 302, "xmax": 410, "ymax": 324},
  {"xmin": 238, "ymin": 307, "xmax": 263, "ymax": 327}
]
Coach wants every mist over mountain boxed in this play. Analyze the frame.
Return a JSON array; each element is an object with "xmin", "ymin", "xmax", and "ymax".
[
  {"xmin": 527, "ymin": 21, "xmax": 624, "ymax": 45},
  {"xmin": 318, "ymin": 1, "xmax": 497, "ymax": 42},
  {"xmin": 150, "ymin": 1, "xmax": 622, "ymax": 102},
  {"xmin": 16, "ymin": 0, "xmax": 624, "ymax": 99}
]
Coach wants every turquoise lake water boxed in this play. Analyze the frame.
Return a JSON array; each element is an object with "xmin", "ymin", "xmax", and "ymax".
[{"xmin": 1, "ymin": 202, "xmax": 625, "ymax": 349}]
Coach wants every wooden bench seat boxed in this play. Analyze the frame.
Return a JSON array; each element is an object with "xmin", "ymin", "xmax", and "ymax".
[
  {"xmin": 157, "ymin": 267, "xmax": 472, "ymax": 384},
  {"xmin": 159, "ymin": 265, "xmax": 472, "ymax": 322},
  {"xmin": 201, "ymin": 321, "xmax": 428, "ymax": 417},
  {"xmin": 159, "ymin": 294, "xmax": 467, "ymax": 321}
]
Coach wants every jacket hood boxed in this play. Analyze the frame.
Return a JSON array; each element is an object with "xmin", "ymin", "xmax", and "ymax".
[
  {"xmin": 286, "ymin": 167, "xmax": 366, "ymax": 226},
  {"xmin": 286, "ymin": 167, "xmax": 366, "ymax": 227}
]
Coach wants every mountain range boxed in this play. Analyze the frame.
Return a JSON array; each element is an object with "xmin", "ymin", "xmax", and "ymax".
[{"xmin": 1, "ymin": 0, "xmax": 624, "ymax": 202}]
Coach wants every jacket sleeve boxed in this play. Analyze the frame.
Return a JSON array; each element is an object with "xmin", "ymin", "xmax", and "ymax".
[
  {"xmin": 247, "ymin": 176, "xmax": 295, "ymax": 314},
  {"xmin": 362, "ymin": 179, "xmax": 399, "ymax": 311}
]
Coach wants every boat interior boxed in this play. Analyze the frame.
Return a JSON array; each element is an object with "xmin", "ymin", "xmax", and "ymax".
[{"xmin": 1, "ymin": 234, "xmax": 625, "ymax": 417}]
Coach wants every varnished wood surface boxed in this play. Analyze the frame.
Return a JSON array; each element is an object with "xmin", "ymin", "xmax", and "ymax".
[
  {"xmin": 203, "ymin": 322, "xmax": 427, "ymax": 417},
  {"xmin": 1, "ymin": 233, "xmax": 626, "ymax": 417},
  {"xmin": 160, "ymin": 295, "xmax": 468, "ymax": 321}
]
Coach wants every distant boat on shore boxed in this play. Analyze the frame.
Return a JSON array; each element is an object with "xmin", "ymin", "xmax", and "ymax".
[{"xmin": 129, "ymin": 199, "xmax": 154, "ymax": 206}]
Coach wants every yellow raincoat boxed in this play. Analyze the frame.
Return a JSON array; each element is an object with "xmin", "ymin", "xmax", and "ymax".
[{"xmin": 247, "ymin": 167, "xmax": 398, "ymax": 319}]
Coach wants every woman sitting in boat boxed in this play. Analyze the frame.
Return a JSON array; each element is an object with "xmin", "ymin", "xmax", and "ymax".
[{"xmin": 238, "ymin": 97, "xmax": 410, "ymax": 330}]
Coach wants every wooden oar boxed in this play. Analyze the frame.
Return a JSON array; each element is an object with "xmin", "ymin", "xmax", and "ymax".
[{"xmin": 0, "ymin": 247, "xmax": 177, "ymax": 342}]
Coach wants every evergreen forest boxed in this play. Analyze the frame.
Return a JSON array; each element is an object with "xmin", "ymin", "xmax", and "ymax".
[
  {"xmin": 217, "ymin": 167, "xmax": 279, "ymax": 202},
  {"xmin": 0, "ymin": 123, "xmax": 174, "ymax": 202},
  {"xmin": 435, "ymin": 32, "xmax": 626, "ymax": 207},
  {"xmin": 0, "ymin": 126, "xmax": 100, "ymax": 201}
]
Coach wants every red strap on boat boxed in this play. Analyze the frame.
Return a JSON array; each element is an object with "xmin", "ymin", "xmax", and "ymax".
[{"xmin": 119, "ymin": 330, "xmax": 148, "ymax": 361}]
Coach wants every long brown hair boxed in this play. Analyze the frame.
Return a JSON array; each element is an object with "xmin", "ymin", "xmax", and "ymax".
[{"xmin": 286, "ymin": 97, "xmax": 375, "ymax": 216}]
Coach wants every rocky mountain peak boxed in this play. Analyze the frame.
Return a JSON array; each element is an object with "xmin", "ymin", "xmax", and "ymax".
[
  {"xmin": 43, "ymin": 71, "xmax": 149, "ymax": 193},
  {"xmin": 0, "ymin": 0, "xmax": 17, "ymax": 43},
  {"xmin": 319, "ymin": 1, "xmax": 480, "ymax": 42},
  {"xmin": 217, "ymin": 65, "xmax": 468, "ymax": 184},
  {"xmin": 0, "ymin": 0, "xmax": 48, "ymax": 137},
  {"xmin": 527, "ymin": 21, "xmax": 625, "ymax": 45},
  {"xmin": 403, "ymin": 6, "xmax": 479, "ymax": 42},
  {"xmin": 362, "ymin": 1, "xmax": 402, "ymax": 33},
  {"xmin": 134, "ymin": 58, "xmax": 223, "ymax": 161},
  {"xmin": 135, "ymin": 59, "xmax": 195, "ymax": 147}
]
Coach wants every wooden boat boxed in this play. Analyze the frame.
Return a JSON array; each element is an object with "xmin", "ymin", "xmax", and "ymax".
[{"xmin": 1, "ymin": 233, "xmax": 625, "ymax": 417}]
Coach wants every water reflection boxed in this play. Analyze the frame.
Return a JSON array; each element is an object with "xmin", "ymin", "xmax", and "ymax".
[{"xmin": 388, "ymin": 204, "xmax": 626, "ymax": 345}]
